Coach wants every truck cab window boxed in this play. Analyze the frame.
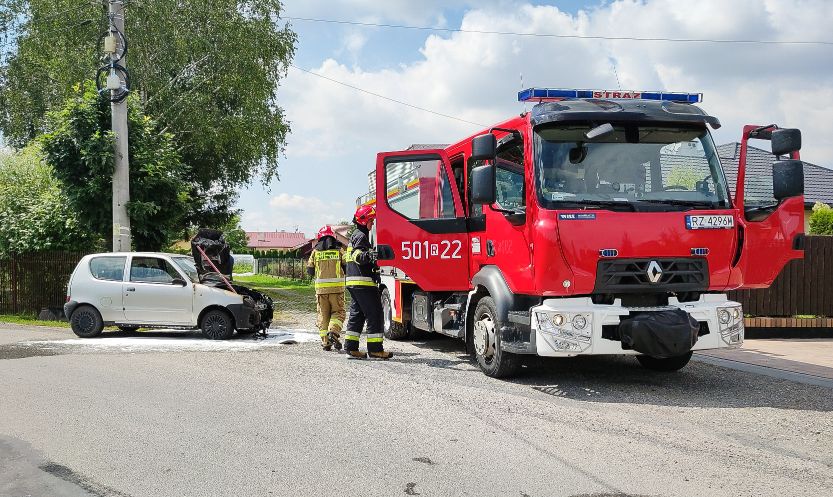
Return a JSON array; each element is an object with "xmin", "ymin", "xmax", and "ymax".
[
  {"xmin": 495, "ymin": 138, "xmax": 525, "ymax": 210},
  {"xmin": 385, "ymin": 158, "xmax": 456, "ymax": 220}
]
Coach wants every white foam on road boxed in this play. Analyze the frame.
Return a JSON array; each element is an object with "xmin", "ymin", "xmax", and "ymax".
[{"xmin": 21, "ymin": 327, "xmax": 320, "ymax": 352}]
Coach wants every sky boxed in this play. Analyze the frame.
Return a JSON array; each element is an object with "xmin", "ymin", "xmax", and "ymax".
[{"xmin": 237, "ymin": 0, "xmax": 833, "ymax": 236}]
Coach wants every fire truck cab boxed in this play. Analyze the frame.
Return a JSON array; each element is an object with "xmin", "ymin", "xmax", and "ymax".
[{"xmin": 367, "ymin": 88, "xmax": 805, "ymax": 378}]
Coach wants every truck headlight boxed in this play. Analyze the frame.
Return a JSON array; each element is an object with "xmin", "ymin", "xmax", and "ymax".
[
  {"xmin": 535, "ymin": 311, "xmax": 592, "ymax": 352},
  {"xmin": 717, "ymin": 304, "xmax": 744, "ymax": 345},
  {"xmin": 571, "ymin": 314, "xmax": 587, "ymax": 330}
]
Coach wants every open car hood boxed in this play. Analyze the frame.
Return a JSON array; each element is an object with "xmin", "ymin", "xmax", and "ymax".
[{"xmin": 191, "ymin": 229, "xmax": 232, "ymax": 277}]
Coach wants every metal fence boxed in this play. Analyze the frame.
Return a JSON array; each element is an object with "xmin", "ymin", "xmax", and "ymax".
[
  {"xmin": 729, "ymin": 236, "xmax": 833, "ymax": 317},
  {"xmin": 0, "ymin": 252, "xmax": 86, "ymax": 315},
  {"xmin": 255, "ymin": 258, "xmax": 311, "ymax": 281}
]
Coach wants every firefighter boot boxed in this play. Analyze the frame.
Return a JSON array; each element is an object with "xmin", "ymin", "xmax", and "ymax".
[
  {"xmin": 368, "ymin": 350, "xmax": 393, "ymax": 360},
  {"xmin": 328, "ymin": 331, "xmax": 343, "ymax": 351},
  {"xmin": 321, "ymin": 334, "xmax": 332, "ymax": 351},
  {"xmin": 346, "ymin": 350, "xmax": 367, "ymax": 359}
]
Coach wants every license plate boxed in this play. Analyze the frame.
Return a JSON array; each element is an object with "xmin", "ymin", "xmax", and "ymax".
[{"xmin": 685, "ymin": 215, "xmax": 734, "ymax": 230}]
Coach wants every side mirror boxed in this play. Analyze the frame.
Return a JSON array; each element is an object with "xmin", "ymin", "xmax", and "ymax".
[
  {"xmin": 375, "ymin": 244, "xmax": 394, "ymax": 261},
  {"xmin": 771, "ymin": 128, "xmax": 801, "ymax": 156},
  {"xmin": 171, "ymin": 278, "xmax": 187, "ymax": 287},
  {"xmin": 470, "ymin": 164, "xmax": 496, "ymax": 205},
  {"xmin": 772, "ymin": 159, "xmax": 804, "ymax": 200},
  {"xmin": 471, "ymin": 133, "xmax": 496, "ymax": 161}
]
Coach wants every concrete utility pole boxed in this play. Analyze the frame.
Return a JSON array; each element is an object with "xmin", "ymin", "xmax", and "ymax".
[{"xmin": 110, "ymin": 0, "xmax": 131, "ymax": 251}]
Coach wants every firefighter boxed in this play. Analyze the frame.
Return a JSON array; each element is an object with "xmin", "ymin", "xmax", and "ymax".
[
  {"xmin": 343, "ymin": 205, "xmax": 393, "ymax": 360},
  {"xmin": 307, "ymin": 225, "xmax": 346, "ymax": 351}
]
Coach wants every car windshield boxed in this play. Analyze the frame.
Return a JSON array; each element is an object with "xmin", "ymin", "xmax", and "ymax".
[
  {"xmin": 172, "ymin": 256, "xmax": 200, "ymax": 283},
  {"xmin": 533, "ymin": 124, "xmax": 731, "ymax": 211}
]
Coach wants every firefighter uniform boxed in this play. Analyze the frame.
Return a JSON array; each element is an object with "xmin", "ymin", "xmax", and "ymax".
[
  {"xmin": 307, "ymin": 237, "xmax": 346, "ymax": 350},
  {"xmin": 344, "ymin": 226, "xmax": 386, "ymax": 355}
]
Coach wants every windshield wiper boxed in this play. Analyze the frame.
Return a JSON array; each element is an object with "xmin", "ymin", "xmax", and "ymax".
[
  {"xmin": 555, "ymin": 200, "xmax": 637, "ymax": 212},
  {"xmin": 638, "ymin": 199, "xmax": 724, "ymax": 209}
]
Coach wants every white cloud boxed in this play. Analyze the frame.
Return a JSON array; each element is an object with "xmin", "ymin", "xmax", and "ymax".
[
  {"xmin": 242, "ymin": 193, "xmax": 347, "ymax": 236},
  {"xmin": 280, "ymin": 0, "xmax": 833, "ymax": 166}
]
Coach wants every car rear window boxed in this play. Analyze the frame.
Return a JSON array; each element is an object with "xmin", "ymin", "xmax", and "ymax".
[{"xmin": 89, "ymin": 256, "xmax": 126, "ymax": 281}]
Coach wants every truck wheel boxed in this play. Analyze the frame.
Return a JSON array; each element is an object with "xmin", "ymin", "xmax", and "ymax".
[
  {"xmin": 70, "ymin": 305, "xmax": 104, "ymax": 338},
  {"xmin": 381, "ymin": 287, "xmax": 409, "ymax": 340},
  {"xmin": 471, "ymin": 297, "xmax": 520, "ymax": 378},
  {"xmin": 636, "ymin": 351, "xmax": 693, "ymax": 372},
  {"xmin": 201, "ymin": 309, "xmax": 235, "ymax": 340}
]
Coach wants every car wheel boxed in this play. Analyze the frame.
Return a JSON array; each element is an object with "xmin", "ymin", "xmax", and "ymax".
[
  {"xmin": 118, "ymin": 326, "xmax": 139, "ymax": 333},
  {"xmin": 471, "ymin": 296, "xmax": 520, "ymax": 378},
  {"xmin": 70, "ymin": 305, "xmax": 104, "ymax": 338},
  {"xmin": 636, "ymin": 351, "xmax": 693, "ymax": 372},
  {"xmin": 201, "ymin": 309, "xmax": 234, "ymax": 340},
  {"xmin": 381, "ymin": 287, "xmax": 409, "ymax": 340}
]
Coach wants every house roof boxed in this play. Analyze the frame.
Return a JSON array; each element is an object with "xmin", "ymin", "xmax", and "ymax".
[
  {"xmin": 718, "ymin": 143, "xmax": 833, "ymax": 206},
  {"xmin": 246, "ymin": 231, "xmax": 308, "ymax": 249}
]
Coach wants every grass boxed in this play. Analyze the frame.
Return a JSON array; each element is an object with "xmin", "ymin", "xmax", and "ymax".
[
  {"xmin": 235, "ymin": 274, "xmax": 313, "ymax": 290},
  {"xmin": 0, "ymin": 314, "xmax": 70, "ymax": 328}
]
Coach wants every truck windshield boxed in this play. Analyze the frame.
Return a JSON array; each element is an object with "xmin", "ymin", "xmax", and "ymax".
[{"xmin": 533, "ymin": 124, "xmax": 730, "ymax": 211}]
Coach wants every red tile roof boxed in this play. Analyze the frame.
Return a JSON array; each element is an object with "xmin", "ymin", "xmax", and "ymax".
[{"xmin": 246, "ymin": 231, "xmax": 309, "ymax": 249}]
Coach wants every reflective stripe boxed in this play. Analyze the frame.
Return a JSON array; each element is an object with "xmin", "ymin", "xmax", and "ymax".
[
  {"xmin": 316, "ymin": 277, "xmax": 344, "ymax": 284},
  {"xmin": 367, "ymin": 337, "xmax": 384, "ymax": 343},
  {"xmin": 330, "ymin": 318, "xmax": 343, "ymax": 327},
  {"xmin": 346, "ymin": 276, "xmax": 376, "ymax": 287},
  {"xmin": 315, "ymin": 282, "xmax": 345, "ymax": 289},
  {"xmin": 366, "ymin": 333, "xmax": 384, "ymax": 339},
  {"xmin": 345, "ymin": 331, "xmax": 360, "ymax": 338},
  {"xmin": 319, "ymin": 331, "xmax": 329, "ymax": 337},
  {"xmin": 344, "ymin": 335, "xmax": 360, "ymax": 342},
  {"xmin": 315, "ymin": 250, "xmax": 341, "ymax": 261}
]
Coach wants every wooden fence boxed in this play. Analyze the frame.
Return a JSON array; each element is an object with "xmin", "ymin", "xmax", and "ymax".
[
  {"xmin": 0, "ymin": 252, "xmax": 87, "ymax": 315},
  {"xmin": 728, "ymin": 236, "xmax": 833, "ymax": 318}
]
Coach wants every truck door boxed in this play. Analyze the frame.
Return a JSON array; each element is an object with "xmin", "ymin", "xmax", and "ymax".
[
  {"xmin": 375, "ymin": 149, "xmax": 470, "ymax": 291},
  {"xmin": 733, "ymin": 126, "xmax": 805, "ymax": 288}
]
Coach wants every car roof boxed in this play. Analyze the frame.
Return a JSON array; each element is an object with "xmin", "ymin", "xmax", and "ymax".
[{"xmin": 84, "ymin": 252, "xmax": 192, "ymax": 258}]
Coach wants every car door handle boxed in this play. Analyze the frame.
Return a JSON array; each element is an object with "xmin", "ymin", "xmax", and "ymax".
[{"xmin": 126, "ymin": 287, "xmax": 136, "ymax": 292}]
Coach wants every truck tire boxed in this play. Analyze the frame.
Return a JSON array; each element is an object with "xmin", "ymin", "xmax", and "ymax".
[
  {"xmin": 471, "ymin": 296, "xmax": 520, "ymax": 378},
  {"xmin": 636, "ymin": 351, "xmax": 693, "ymax": 372},
  {"xmin": 201, "ymin": 309, "xmax": 235, "ymax": 340},
  {"xmin": 381, "ymin": 287, "xmax": 409, "ymax": 340},
  {"xmin": 70, "ymin": 305, "xmax": 104, "ymax": 338}
]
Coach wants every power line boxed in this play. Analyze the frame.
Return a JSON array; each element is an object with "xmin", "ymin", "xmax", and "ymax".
[
  {"xmin": 289, "ymin": 64, "xmax": 486, "ymax": 128},
  {"xmin": 284, "ymin": 16, "xmax": 833, "ymax": 47}
]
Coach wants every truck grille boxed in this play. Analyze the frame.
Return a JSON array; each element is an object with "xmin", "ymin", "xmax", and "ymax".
[{"xmin": 594, "ymin": 258, "xmax": 708, "ymax": 293}]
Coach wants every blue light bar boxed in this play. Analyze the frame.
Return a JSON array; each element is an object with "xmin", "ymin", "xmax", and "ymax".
[{"xmin": 518, "ymin": 88, "xmax": 702, "ymax": 104}]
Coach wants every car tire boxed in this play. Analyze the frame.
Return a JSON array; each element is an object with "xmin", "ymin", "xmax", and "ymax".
[
  {"xmin": 201, "ymin": 309, "xmax": 235, "ymax": 340},
  {"xmin": 636, "ymin": 351, "xmax": 693, "ymax": 372},
  {"xmin": 471, "ymin": 296, "xmax": 520, "ymax": 378},
  {"xmin": 117, "ymin": 326, "xmax": 139, "ymax": 333},
  {"xmin": 70, "ymin": 305, "xmax": 104, "ymax": 338},
  {"xmin": 381, "ymin": 287, "xmax": 409, "ymax": 340}
]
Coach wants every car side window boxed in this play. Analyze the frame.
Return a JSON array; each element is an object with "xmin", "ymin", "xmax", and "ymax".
[
  {"xmin": 89, "ymin": 256, "xmax": 127, "ymax": 281},
  {"xmin": 130, "ymin": 257, "xmax": 182, "ymax": 284}
]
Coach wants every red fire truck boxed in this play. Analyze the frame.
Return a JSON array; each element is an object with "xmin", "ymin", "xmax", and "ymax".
[{"xmin": 362, "ymin": 88, "xmax": 805, "ymax": 378}]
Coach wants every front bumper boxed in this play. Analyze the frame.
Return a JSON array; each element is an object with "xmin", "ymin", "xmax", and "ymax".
[{"xmin": 530, "ymin": 294, "xmax": 743, "ymax": 357}]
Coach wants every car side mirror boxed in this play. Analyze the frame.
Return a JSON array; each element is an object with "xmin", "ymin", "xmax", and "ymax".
[
  {"xmin": 470, "ymin": 164, "xmax": 496, "ymax": 205},
  {"xmin": 771, "ymin": 128, "xmax": 801, "ymax": 156},
  {"xmin": 471, "ymin": 133, "xmax": 496, "ymax": 161},
  {"xmin": 772, "ymin": 159, "xmax": 804, "ymax": 200},
  {"xmin": 376, "ymin": 244, "xmax": 394, "ymax": 261},
  {"xmin": 171, "ymin": 278, "xmax": 187, "ymax": 287}
]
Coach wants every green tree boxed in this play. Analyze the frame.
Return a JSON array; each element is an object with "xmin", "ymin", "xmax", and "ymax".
[
  {"xmin": 809, "ymin": 202, "xmax": 833, "ymax": 235},
  {"xmin": 39, "ymin": 82, "xmax": 190, "ymax": 251},
  {"xmin": 221, "ymin": 214, "xmax": 249, "ymax": 253},
  {"xmin": 0, "ymin": 0, "xmax": 296, "ymax": 226},
  {"xmin": 0, "ymin": 143, "xmax": 96, "ymax": 255}
]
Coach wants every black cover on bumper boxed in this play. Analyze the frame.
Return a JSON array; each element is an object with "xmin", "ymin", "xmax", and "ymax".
[{"xmin": 619, "ymin": 309, "xmax": 699, "ymax": 358}]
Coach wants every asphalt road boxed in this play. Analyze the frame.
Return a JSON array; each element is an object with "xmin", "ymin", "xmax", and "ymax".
[{"xmin": 1, "ymin": 325, "xmax": 831, "ymax": 497}]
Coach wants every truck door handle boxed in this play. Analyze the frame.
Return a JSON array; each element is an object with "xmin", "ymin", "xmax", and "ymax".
[
  {"xmin": 126, "ymin": 287, "xmax": 136, "ymax": 292},
  {"xmin": 486, "ymin": 240, "xmax": 495, "ymax": 257}
]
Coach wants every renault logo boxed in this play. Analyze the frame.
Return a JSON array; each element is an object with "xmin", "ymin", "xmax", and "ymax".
[{"xmin": 646, "ymin": 260, "xmax": 663, "ymax": 283}]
